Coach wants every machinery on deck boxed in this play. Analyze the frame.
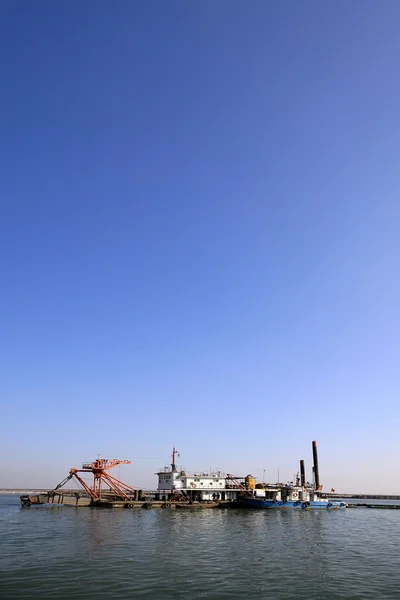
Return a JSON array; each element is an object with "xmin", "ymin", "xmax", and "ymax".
[{"xmin": 51, "ymin": 458, "xmax": 136, "ymax": 502}]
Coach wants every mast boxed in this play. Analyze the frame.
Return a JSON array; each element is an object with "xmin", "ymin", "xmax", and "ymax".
[{"xmin": 171, "ymin": 447, "xmax": 178, "ymax": 473}]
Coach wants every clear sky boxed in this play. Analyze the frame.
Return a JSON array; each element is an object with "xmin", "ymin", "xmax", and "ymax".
[{"xmin": 1, "ymin": 1, "xmax": 400, "ymax": 493}]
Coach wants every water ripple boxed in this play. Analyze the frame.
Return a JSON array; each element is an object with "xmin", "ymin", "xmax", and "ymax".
[{"xmin": 1, "ymin": 496, "xmax": 399, "ymax": 599}]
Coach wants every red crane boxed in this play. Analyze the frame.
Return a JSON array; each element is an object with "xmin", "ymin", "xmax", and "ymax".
[{"xmin": 54, "ymin": 458, "xmax": 136, "ymax": 501}]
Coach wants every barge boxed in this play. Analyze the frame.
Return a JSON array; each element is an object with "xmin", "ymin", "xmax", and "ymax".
[{"xmin": 20, "ymin": 441, "xmax": 347, "ymax": 510}]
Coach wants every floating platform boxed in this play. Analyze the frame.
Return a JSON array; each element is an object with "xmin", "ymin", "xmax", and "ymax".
[
  {"xmin": 20, "ymin": 492, "xmax": 400, "ymax": 511},
  {"xmin": 20, "ymin": 492, "xmax": 226, "ymax": 509}
]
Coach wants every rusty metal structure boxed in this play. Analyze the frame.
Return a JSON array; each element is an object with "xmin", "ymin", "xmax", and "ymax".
[
  {"xmin": 53, "ymin": 458, "xmax": 136, "ymax": 502},
  {"xmin": 225, "ymin": 474, "xmax": 254, "ymax": 496}
]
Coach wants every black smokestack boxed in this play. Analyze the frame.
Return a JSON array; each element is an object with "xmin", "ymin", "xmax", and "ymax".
[
  {"xmin": 312, "ymin": 441, "xmax": 320, "ymax": 489},
  {"xmin": 300, "ymin": 460, "xmax": 306, "ymax": 487}
]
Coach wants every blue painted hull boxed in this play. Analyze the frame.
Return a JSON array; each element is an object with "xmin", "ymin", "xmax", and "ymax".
[{"xmin": 239, "ymin": 498, "xmax": 346, "ymax": 510}]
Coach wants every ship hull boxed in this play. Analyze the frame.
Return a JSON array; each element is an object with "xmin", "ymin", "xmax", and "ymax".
[{"xmin": 239, "ymin": 498, "xmax": 346, "ymax": 509}]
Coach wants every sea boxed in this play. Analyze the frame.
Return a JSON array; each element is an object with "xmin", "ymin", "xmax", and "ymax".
[{"xmin": 1, "ymin": 493, "xmax": 399, "ymax": 599}]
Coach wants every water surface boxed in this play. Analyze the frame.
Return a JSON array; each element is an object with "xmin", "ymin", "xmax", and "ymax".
[{"xmin": 1, "ymin": 494, "xmax": 399, "ymax": 599}]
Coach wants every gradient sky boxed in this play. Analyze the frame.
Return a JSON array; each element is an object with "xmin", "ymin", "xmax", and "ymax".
[{"xmin": 2, "ymin": 1, "xmax": 400, "ymax": 493}]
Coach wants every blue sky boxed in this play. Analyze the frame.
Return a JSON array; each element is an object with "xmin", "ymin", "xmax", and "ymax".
[{"xmin": 1, "ymin": 1, "xmax": 400, "ymax": 493}]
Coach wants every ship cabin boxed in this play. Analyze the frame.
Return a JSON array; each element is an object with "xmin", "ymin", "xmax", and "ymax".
[
  {"xmin": 255, "ymin": 484, "xmax": 323, "ymax": 503},
  {"xmin": 156, "ymin": 449, "xmax": 241, "ymax": 502}
]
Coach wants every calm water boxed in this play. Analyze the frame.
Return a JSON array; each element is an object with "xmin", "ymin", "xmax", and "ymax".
[{"xmin": 1, "ymin": 494, "xmax": 400, "ymax": 599}]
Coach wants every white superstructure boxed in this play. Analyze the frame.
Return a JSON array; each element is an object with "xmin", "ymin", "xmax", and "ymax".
[{"xmin": 156, "ymin": 448, "xmax": 240, "ymax": 501}]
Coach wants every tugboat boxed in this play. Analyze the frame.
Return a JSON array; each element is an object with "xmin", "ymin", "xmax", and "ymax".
[{"xmin": 235, "ymin": 441, "xmax": 347, "ymax": 510}]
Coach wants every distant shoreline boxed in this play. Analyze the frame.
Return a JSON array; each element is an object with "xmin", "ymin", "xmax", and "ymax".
[
  {"xmin": 0, "ymin": 489, "xmax": 74, "ymax": 494},
  {"xmin": 329, "ymin": 494, "xmax": 400, "ymax": 500}
]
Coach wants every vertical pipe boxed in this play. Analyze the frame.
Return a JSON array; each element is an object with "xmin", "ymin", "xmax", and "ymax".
[
  {"xmin": 171, "ymin": 447, "xmax": 177, "ymax": 472},
  {"xmin": 300, "ymin": 460, "xmax": 306, "ymax": 487},
  {"xmin": 312, "ymin": 441, "xmax": 320, "ymax": 489}
]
